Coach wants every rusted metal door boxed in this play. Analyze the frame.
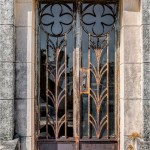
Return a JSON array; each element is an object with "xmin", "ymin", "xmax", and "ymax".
[{"xmin": 37, "ymin": 1, "xmax": 118, "ymax": 150}]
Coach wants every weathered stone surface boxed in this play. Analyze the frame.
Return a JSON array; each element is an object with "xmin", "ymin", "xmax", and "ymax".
[
  {"xmin": 0, "ymin": 117, "xmax": 14, "ymax": 140},
  {"xmin": 137, "ymin": 140, "xmax": 150, "ymax": 150},
  {"xmin": 0, "ymin": 0, "xmax": 15, "ymax": 144},
  {"xmin": 142, "ymin": 63, "xmax": 150, "ymax": 100},
  {"xmin": 120, "ymin": 27, "xmax": 141, "ymax": 64},
  {"xmin": 0, "ymin": 62, "xmax": 14, "ymax": 99},
  {"xmin": 16, "ymin": 0, "xmax": 32, "ymax": 3},
  {"xmin": 122, "ymin": 11, "xmax": 140, "ymax": 26},
  {"xmin": 0, "ymin": 25, "xmax": 14, "ymax": 62},
  {"xmin": 123, "ymin": 0, "xmax": 140, "ymax": 12},
  {"xmin": 124, "ymin": 135, "xmax": 135, "ymax": 150},
  {"xmin": 16, "ymin": 27, "xmax": 32, "ymax": 62},
  {"xmin": 0, "ymin": 100, "xmax": 14, "ymax": 122},
  {"xmin": 123, "ymin": 64, "xmax": 141, "ymax": 99},
  {"xmin": 15, "ymin": 63, "xmax": 33, "ymax": 99},
  {"xmin": 20, "ymin": 136, "xmax": 32, "ymax": 150},
  {"xmin": 15, "ymin": 99, "xmax": 32, "ymax": 136},
  {"xmin": 141, "ymin": 25, "xmax": 150, "ymax": 63},
  {"xmin": 143, "ymin": 100, "xmax": 150, "ymax": 141},
  {"xmin": 15, "ymin": 3, "xmax": 32, "ymax": 27},
  {"xmin": 0, "ymin": 0, "xmax": 14, "ymax": 25},
  {"xmin": 142, "ymin": 9, "xmax": 150, "ymax": 25},
  {"xmin": 124, "ymin": 99, "xmax": 143, "ymax": 135},
  {"xmin": 142, "ymin": 0, "xmax": 150, "ymax": 25},
  {"xmin": 0, "ymin": 100, "xmax": 14, "ymax": 140},
  {"xmin": 120, "ymin": 65, "xmax": 124, "ymax": 99},
  {"xmin": 142, "ymin": 0, "xmax": 150, "ymax": 9},
  {"xmin": 0, "ymin": 138, "xmax": 20, "ymax": 150},
  {"xmin": 141, "ymin": 0, "xmax": 150, "ymax": 146},
  {"xmin": 119, "ymin": 98, "xmax": 124, "ymax": 148}
]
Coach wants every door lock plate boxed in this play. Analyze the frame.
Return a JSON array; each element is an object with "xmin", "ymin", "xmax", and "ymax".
[{"xmin": 80, "ymin": 68, "xmax": 89, "ymax": 94}]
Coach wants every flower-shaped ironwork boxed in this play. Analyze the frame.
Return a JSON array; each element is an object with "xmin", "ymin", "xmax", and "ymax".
[
  {"xmin": 81, "ymin": 4, "xmax": 116, "ymax": 36},
  {"xmin": 40, "ymin": 4, "xmax": 73, "ymax": 36}
]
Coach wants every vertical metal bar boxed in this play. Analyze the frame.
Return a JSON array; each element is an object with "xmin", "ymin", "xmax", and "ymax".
[
  {"xmin": 107, "ymin": 34, "xmax": 110, "ymax": 138},
  {"xmin": 73, "ymin": 2, "xmax": 81, "ymax": 150},
  {"xmin": 46, "ymin": 34, "xmax": 49, "ymax": 139},
  {"xmin": 117, "ymin": 3, "xmax": 120, "ymax": 146},
  {"xmin": 37, "ymin": 17, "xmax": 41, "ymax": 139},
  {"xmin": 37, "ymin": 142, "xmax": 40, "ymax": 150},
  {"xmin": 115, "ymin": 22, "xmax": 118, "ymax": 139},
  {"xmin": 114, "ymin": 4, "xmax": 119, "ymax": 141},
  {"xmin": 73, "ymin": 49, "xmax": 76, "ymax": 134},
  {"xmin": 65, "ymin": 34, "xmax": 67, "ymax": 138},
  {"xmin": 56, "ymin": 37, "xmax": 58, "ymax": 139},
  {"xmin": 96, "ymin": 40, "xmax": 100, "ymax": 138},
  {"xmin": 36, "ymin": 2, "xmax": 41, "ymax": 141},
  {"xmin": 97, "ymin": 74, "xmax": 100, "ymax": 138},
  {"xmin": 88, "ymin": 33, "xmax": 90, "ymax": 138}
]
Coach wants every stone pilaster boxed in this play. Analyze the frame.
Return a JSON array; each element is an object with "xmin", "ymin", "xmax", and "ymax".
[
  {"xmin": 15, "ymin": 0, "xmax": 35, "ymax": 149},
  {"xmin": 140, "ymin": 1, "xmax": 150, "ymax": 149},
  {"xmin": 0, "ymin": 0, "xmax": 15, "ymax": 140},
  {"xmin": 120, "ymin": 1, "xmax": 142, "ymax": 149},
  {"xmin": 120, "ymin": 0, "xmax": 150, "ymax": 149}
]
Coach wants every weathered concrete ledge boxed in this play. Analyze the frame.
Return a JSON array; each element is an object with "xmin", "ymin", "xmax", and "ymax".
[{"xmin": 0, "ymin": 138, "xmax": 20, "ymax": 150}]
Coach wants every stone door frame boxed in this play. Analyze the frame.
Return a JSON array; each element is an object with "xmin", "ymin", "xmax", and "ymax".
[{"xmin": 1, "ymin": 0, "xmax": 150, "ymax": 150}]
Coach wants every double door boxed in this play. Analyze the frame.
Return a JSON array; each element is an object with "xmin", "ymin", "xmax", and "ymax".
[{"xmin": 37, "ymin": 1, "xmax": 118, "ymax": 149}]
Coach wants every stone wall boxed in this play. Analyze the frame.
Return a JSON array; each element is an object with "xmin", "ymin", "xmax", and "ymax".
[
  {"xmin": 0, "ymin": 0, "xmax": 15, "ymax": 140},
  {"xmin": 140, "ymin": 0, "xmax": 150, "ymax": 148}
]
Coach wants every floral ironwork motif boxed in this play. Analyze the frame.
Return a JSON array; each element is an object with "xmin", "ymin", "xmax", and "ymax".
[
  {"xmin": 81, "ymin": 4, "xmax": 116, "ymax": 36},
  {"xmin": 38, "ymin": 2, "xmax": 118, "ymax": 147},
  {"xmin": 40, "ymin": 4, "xmax": 74, "ymax": 36}
]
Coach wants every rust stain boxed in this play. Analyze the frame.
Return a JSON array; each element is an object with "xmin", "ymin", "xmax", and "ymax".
[
  {"xmin": 129, "ymin": 132, "xmax": 141, "ymax": 140},
  {"xmin": 128, "ymin": 145, "xmax": 134, "ymax": 150},
  {"xmin": 75, "ymin": 135, "xmax": 79, "ymax": 144}
]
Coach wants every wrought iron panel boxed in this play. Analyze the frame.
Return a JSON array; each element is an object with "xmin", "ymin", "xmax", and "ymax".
[
  {"xmin": 80, "ymin": 3, "xmax": 117, "ymax": 139},
  {"xmin": 39, "ymin": 3, "xmax": 74, "ymax": 140},
  {"xmin": 37, "ymin": 1, "xmax": 118, "ymax": 150}
]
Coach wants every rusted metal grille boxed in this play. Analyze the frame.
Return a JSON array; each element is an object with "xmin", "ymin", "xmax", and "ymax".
[{"xmin": 37, "ymin": 1, "xmax": 118, "ymax": 149}]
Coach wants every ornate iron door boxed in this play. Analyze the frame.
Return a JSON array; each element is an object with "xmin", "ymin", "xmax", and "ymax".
[{"xmin": 37, "ymin": 1, "xmax": 118, "ymax": 150}]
